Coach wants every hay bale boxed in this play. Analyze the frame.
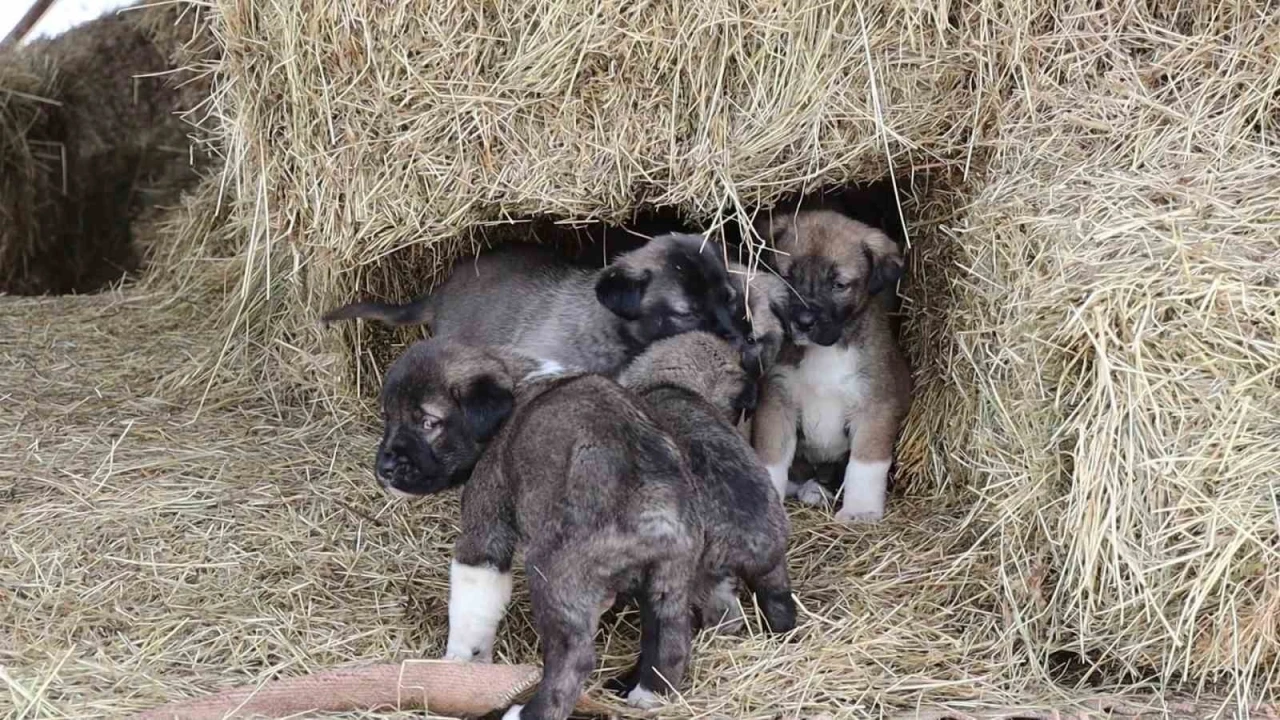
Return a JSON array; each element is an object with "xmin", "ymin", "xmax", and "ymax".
[
  {"xmin": 0, "ymin": 2, "xmax": 211, "ymax": 295},
  {"xmin": 199, "ymin": 0, "xmax": 976, "ymax": 392},
  {"xmin": 897, "ymin": 0, "xmax": 1279, "ymax": 697}
]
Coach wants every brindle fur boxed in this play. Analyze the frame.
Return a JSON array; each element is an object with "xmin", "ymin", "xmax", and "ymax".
[
  {"xmin": 617, "ymin": 332, "xmax": 796, "ymax": 651},
  {"xmin": 374, "ymin": 338, "xmax": 704, "ymax": 720}
]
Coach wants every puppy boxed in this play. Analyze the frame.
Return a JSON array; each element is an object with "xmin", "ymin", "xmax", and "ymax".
[
  {"xmin": 751, "ymin": 210, "xmax": 912, "ymax": 523},
  {"xmin": 321, "ymin": 233, "xmax": 751, "ymax": 376},
  {"xmin": 374, "ymin": 337, "xmax": 703, "ymax": 720},
  {"xmin": 728, "ymin": 263, "xmax": 790, "ymax": 378},
  {"xmin": 616, "ymin": 332, "xmax": 796, "ymax": 639}
]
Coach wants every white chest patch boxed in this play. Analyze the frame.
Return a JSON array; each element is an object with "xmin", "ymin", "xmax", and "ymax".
[
  {"xmin": 522, "ymin": 358, "xmax": 566, "ymax": 382},
  {"xmin": 782, "ymin": 344, "xmax": 864, "ymax": 462}
]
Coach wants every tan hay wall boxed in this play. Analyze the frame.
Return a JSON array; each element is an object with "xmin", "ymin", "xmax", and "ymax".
[
  {"xmin": 179, "ymin": 0, "xmax": 1277, "ymax": 710},
  {"xmin": 0, "ymin": 2, "xmax": 211, "ymax": 295}
]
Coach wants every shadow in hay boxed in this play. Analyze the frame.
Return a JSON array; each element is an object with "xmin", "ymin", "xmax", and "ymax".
[{"xmin": 342, "ymin": 170, "xmax": 967, "ymax": 402}]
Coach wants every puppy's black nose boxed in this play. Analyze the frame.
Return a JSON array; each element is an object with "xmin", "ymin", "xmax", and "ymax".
[
  {"xmin": 376, "ymin": 450, "xmax": 400, "ymax": 478},
  {"xmin": 793, "ymin": 311, "xmax": 815, "ymax": 332}
]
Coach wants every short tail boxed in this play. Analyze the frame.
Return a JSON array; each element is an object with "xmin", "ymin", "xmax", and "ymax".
[{"xmin": 319, "ymin": 294, "xmax": 435, "ymax": 328}]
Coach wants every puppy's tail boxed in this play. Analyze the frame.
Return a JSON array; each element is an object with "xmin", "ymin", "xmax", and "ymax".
[{"xmin": 320, "ymin": 294, "xmax": 436, "ymax": 328}]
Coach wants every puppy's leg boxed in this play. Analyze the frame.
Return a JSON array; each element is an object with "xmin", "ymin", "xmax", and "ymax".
[
  {"xmin": 746, "ymin": 560, "xmax": 797, "ymax": 633},
  {"xmin": 752, "ymin": 379, "xmax": 798, "ymax": 505},
  {"xmin": 836, "ymin": 414, "xmax": 898, "ymax": 523},
  {"xmin": 625, "ymin": 557, "xmax": 695, "ymax": 709},
  {"xmin": 445, "ymin": 520, "xmax": 518, "ymax": 663},
  {"xmin": 519, "ymin": 550, "xmax": 606, "ymax": 720},
  {"xmin": 443, "ymin": 560, "xmax": 513, "ymax": 663},
  {"xmin": 693, "ymin": 575, "xmax": 744, "ymax": 635}
]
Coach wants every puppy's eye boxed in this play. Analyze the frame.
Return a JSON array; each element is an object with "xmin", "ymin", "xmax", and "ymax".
[
  {"xmin": 832, "ymin": 279, "xmax": 851, "ymax": 291},
  {"xmin": 422, "ymin": 415, "xmax": 442, "ymax": 431}
]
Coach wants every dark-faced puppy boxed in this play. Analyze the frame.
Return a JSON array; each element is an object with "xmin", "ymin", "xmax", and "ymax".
[
  {"xmin": 322, "ymin": 233, "xmax": 752, "ymax": 377},
  {"xmin": 373, "ymin": 341, "xmax": 519, "ymax": 496},
  {"xmin": 377, "ymin": 338, "xmax": 705, "ymax": 720},
  {"xmin": 751, "ymin": 210, "xmax": 912, "ymax": 523},
  {"xmin": 617, "ymin": 332, "xmax": 796, "ymax": 645}
]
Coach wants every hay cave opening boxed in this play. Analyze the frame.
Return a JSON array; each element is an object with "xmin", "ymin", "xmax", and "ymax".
[{"xmin": 346, "ymin": 170, "xmax": 963, "ymax": 401}]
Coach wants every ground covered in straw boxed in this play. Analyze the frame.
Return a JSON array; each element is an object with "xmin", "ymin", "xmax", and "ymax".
[{"xmin": 0, "ymin": 289, "xmax": 1234, "ymax": 719}]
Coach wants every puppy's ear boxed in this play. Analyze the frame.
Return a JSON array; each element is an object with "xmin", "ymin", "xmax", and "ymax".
[
  {"xmin": 595, "ymin": 267, "xmax": 653, "ymax": 320},
  {"xmin": 457, "ymin": 374, "xmax": 514, "ymax": 443},
  {"xmin": 755, "ymin": 212, "xmax": 796, "ymax": 247},
  {"xmin": 864, "ymin": 233, "xmax": 905, "ymax": 296}
]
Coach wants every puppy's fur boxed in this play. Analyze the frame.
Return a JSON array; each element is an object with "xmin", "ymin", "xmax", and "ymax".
[
  {"xmin": 617, "ymin": 332, "xmax": 795, "ymax": 640},
  {"xmin": 322, "ymin": 234, "xmax": 751, "ymax": 376},
  {"xmin": 729, "ymin": 264, "xmax": 790, "ymax": 378},
  {"xmin": 751, "ymin": 210, "xmax": 912, "ymax": 523},
  {"xmin": 375, "ymin": 338, "xmax": 700, "ymax": 720}
]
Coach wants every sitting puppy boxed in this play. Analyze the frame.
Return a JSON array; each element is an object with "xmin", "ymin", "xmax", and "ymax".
[
  {"xmin": 321, "ymin": 233, "xmax": 752, "ymax": 376},
  {"xmin": 616, "ymin": 332, "xmax": 795, "ymax": 642},
  {"xmin": 373, "ymin": 337, "xmax": 701, "ymax": 720},
  {"xmin": 751, "ymin": 210, "xmax": 912, "ymax": 523}
]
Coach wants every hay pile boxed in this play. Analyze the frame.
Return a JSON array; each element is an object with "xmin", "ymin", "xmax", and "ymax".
[
  {"xmin": 2, "ymin": 0, "xmax": 1276, "ymax": 716},
  {"xmin": 0, "ymin": 2, "xmax": 211, "ymax": 295}
]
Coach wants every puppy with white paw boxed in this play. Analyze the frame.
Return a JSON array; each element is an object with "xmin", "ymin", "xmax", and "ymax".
[
  {"xmin": 373, "ymin": 337, "xmax": 704, "ymax": 720},
  {"xmin": 751, "ymin": 210, "xmax": 912, "ymax": 523}
]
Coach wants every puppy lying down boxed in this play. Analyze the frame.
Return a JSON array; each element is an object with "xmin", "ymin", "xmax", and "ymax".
[{"xmin": 372, "ymin": 336, "xmax": 793, "ymax": 720}]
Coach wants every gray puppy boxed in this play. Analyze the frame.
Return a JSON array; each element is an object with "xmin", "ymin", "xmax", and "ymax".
[
  {"xmin": 322, "ymin": 233, "xmax": 755, "ymax": 376},
  {"xmin": 616, "ymin": 332, "xmax": 795, "ymax": 647},
  {"xmin": 372, "ymin": 335, "xmax": 795, "ymax": 720},
  {"xmin": 373, "ymin": 337, "xmax": 700, "ymax": 720}
]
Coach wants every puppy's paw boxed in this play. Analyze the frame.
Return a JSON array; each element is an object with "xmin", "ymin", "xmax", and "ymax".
[
  {"xmin": 834, "ymin": 506, "xmax": 883, "ymax": 524},
  {"xmin": 625, "ymin": 684, "xmax": 664, "ymax": 710},
  {"xmin": 795, "ymin": 479, "xmax": 833, "ymax": 507},
  {"xmin": 502, "ymin": 703, "xmax": 524, "ymax": 719},
  {"xmin": 442, "ymin": 644, "xmax": 491, "ymax": 663}
]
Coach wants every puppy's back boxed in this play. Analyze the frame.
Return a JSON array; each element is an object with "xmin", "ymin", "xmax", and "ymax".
[
  {"xmin": 498, "ymin": 375, "xmax": 693, "ymax": 539},
  {"xmin": 640, "ymin": 387, "xmax": 785, "ymax": 538}
]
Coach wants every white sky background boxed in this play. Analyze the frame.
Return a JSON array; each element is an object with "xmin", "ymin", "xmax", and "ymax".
[{"xmin": 1, "ymin": 0, "xmax": 137, "ymax": 43}]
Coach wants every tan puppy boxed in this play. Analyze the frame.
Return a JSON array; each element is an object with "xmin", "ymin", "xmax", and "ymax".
[{"xmin": 751, "ymin": 210, "xmax": 912, "ymax": 523}]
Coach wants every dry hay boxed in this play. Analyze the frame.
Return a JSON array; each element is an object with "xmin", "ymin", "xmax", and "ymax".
[
  {"xmin": 0, "ymin": 1, "xmax": 212, "ymax": 296},
  {"xmin": 2, "ymin": 0, "xmax": 1278, "ymax": 716}
]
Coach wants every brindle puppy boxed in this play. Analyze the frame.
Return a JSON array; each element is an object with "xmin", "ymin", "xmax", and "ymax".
[
  {"xmin": 617, "ymin": 332, "xmax": 795, "ymax": 650},
  {"xmin": 372, "ymin": 337, "xmax": 702, "ymax": 720},
  {"xmin": 321, "ymin": 233, "xmax": 752, "ymax": 376},
  {"xmin": 751, "ymin": 210, "xmax": 912, "ymax": 523}
]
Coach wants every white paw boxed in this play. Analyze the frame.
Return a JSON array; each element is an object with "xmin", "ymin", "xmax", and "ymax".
[
  {"xmin": 502, "ymin": 703, "xmax": 524, "ymax": 719},
  {"xmin": 443, "ymin": 644, "xmax": 491, "ymax": 663},
  {"xmin": 795, "ymin": 479, "xmax": 833, "ymax": 507},
  {"xmin": 626, "ymin": 684, "xmax": 664, "ymax": 710},
  {"xmin": 834, "ymin": 506, "xmax": 883, "ymax": 524}
]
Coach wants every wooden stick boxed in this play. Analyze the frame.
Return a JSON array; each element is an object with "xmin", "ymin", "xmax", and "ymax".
[
  {"xmin": 1, "ymin": 0, "xmax": 59, "ymax": 49},
  {"xmin": 131, "ymin": 661, "xmax": 618, "ymax": 720}
]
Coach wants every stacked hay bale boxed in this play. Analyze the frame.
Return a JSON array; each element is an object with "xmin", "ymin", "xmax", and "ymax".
[
  {"xmin": 194, "ymin": 0, "xmax": 1276, "ymax": 710},
  {"xmin": 0, "ymin": 2, "xmax": 210, "ymax": 295},
  {"xmin": 898, "ymin": 0, "xmax": 1280, "ymax": 695}
]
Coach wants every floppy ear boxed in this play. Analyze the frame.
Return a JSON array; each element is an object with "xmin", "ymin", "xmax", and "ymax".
[
  {"xmin": 457, "ymin": 374, "xmax": 514, "ymax": 443},
  {"xmin": 864, "ymin": 234, "xmax": 905, "ymax": 296},
  {"xmin": 595, "ymin": 267, "xmax": 653, "ymax": 320}
]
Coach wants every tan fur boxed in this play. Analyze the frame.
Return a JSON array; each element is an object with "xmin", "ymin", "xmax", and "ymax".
[{"xmin": 750, "ymin": 210, "xmax": 912, "ymax": 523}]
